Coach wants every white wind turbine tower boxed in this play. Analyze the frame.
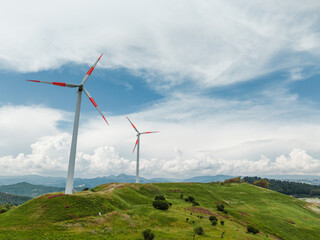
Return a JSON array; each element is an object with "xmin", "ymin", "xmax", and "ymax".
[
  {"xmin": 27, "ymin": 54, "xmax": 108, "ymax": 194},
  {"xmin": 126, "ymin": 116, "xmax": 159, "ymax": 183}
]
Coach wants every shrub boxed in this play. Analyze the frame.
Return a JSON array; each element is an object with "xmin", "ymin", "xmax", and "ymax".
[
  {"xmin": 152, "ymin": 200, "xmax": 170, "ymax": 210},
  {"xmin": 0, "ymin": 209, "xmax": 7, "ymax": 214},
  {"xmin": 194, "ymin": 226, "xmax": 204, "ymax": 235},
  {"xmin": 185, "ymin": 196, "xmax": 195, "ymax": 202},
  {"xmin": 154, "ymin": 195, "xmax": 166, "ymax": 201},
  {"xmin": 209, "ymin": 216, "xmax": 217, "ymax": 222},
  {"xmin": 192, "ymin": 201, "xmax": 200, "ymax": 206},
  {"xmin": 220, "ymin": 220, "xmax": 225, "ymax": 225},
  {"xmin": 82, "ymin": 187, "xmax": 89, "ymax": 191},
  {"xmin": 142, "ymin": 229, "xmax": 155, "ymax": 240},
  {"xmin": 247, "ymin": 225, "xmax": 259, "ymax": 234},
  {"xmin": 224, "ymin": 177, "xmax": 241, "ymax": 183},
  {"xmin": 211, "ymin": 219, "xmax": 218, "ymax": 226},
  {"xmin": 253, "ymin": 179, "xmax": 269, "ymax": 188},
  {"xmin": 180, "ymin": 193, "xmax": 184, "ymax": 199},
  {"xmin": 217, "ymin": 204, "xmax": 225, "ymax": 212}
]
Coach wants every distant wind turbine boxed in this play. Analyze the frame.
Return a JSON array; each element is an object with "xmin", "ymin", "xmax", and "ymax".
[
  {"xmin": 27, "ymin": 54, "xmax": 108, "ymax": 194},
  {"xmin": 126, "ymin": 116, "xmax": 159, "ymax": 183}
]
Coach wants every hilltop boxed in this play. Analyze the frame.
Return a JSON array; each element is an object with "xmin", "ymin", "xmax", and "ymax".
[{"xmin": 0, "ymin": 182, "xmax": 319, "ymax": 239}]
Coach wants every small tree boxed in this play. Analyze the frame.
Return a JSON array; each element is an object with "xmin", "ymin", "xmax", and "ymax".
[
  {"xmin": 194, "ymin": 226, "xmax": 204, "ymax": 235},
  {"xmin": 192, "ymin": 201, "xmax": 200, "ymax": 206},
  {"xmin": 142, "ymin": 229, "xmax": 155, "ymax": 240},
  {"xmin": 217, "ymin": 204, "xmax": 225, "ymax": 212},
  {"xmin": 224, "ymin": 177, "xmax": 241, "ymax": 183},
  {"xmin": 211, "ymin": 219, "xmax": 218, "ymax": 226},
  {"xmin": 152, "ymin": 200, "xmax": 170, "ymax": 210},
  {"xmin": 0, "ymin": 209, "xmax": 7, "ymax": 214},
  {"xmin": 247, "ymin": 225, "xmax": 259, "ymax": 234},
  {"xmin": 185, "ymin": 196, "xmax": 195, "ymax": 202},
  {"xmin": 253, "ymin": 179, "xmax": 269, "ymax": 188},
  {"xmin": 154, "ymin": 195, "xmax": 166, "ymax": 201}
]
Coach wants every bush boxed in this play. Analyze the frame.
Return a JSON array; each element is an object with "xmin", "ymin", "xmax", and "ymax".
[
  {"xmin": 0, "ymin": 208, "xmax": 7, "ymax": 214},
  {"xmin": 253, "ymin": 179, "xmax": 269, "ymax": 188},
  {"xmin": 154, "ymin": 195, "xmax": 166, "ymax": 201},
  {"xmin": 82, "ymin": 187, "xmax": 89, "ymax": 191},
  {"xmin": 185, "ymin": 196, "xmax": 195, "ymax": 202},
  {"xmin": 211, "ymin": 219, "xmax": 218, "ymax": 226},
  {"xmin": 217, "ymin": 204, "xmax": 225, "ymax": 212},
  {"xmin": 142, "ymin": 229, "xmax": 155, "ymax": 240},
  {"xmin": 220, "ymin": 220, "xmax": 225, "ymax": 225},
  {"xmin": 152, "ymin": 200, "xmax": 170, "ymax": 210},
  {"xmin": 209, "ymin": 216, "xmax": 217, "ymax": 222},
  {"xmin": 192, "ymin": 201, "xmax": 200, "ymax": 206},
  {"xmin": 224, "ymin": 177, "xmax": 241, "ymax": 183},
  {"xmin": 247, "ymin": 225, "xmax": 259, "ymax": 234},
  {"xmin": 194, "ymin": 226, "xmax": 204, "ymax": 235}
]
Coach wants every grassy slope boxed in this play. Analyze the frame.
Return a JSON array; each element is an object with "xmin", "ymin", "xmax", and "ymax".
[{"xmin": 0, "ymin": 182, "xmax": 319, "ymax": 240}]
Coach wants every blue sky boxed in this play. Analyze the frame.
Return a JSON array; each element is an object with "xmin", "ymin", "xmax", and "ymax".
[{"xmin": 0, "ymin": 0, "xmax": 320, "ymax": 178}]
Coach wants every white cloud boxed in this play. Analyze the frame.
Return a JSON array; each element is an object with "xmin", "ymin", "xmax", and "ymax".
[
  {"xmin": 1, "ymin": 89, "xmax": 320, "ymax": 177},
  {"xmin": 0, "ymin": 0, "xmax": 319, "ymax": 90},
  {"xmin": 0, "ymin": 105, "xmax": 69, "ymax": 155},
  {"xmin": 1, "ymin": 131, "xmax": 319, "ymax": 177}
]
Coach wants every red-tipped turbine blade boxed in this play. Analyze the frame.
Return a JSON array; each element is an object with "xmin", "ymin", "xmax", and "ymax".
[
  {"xmin": 83, "ymin": 88, "xmax": 109, "ymax": 125},
  {"xmin": 142, "ymin": 131, "xmax": 160, "ymax": 134},
  {"xmin": 126, "ymin": 116, "xmax": 139, "ymax": 133},
  {"xmin": 132, "ymin": 138, "xmax": 138, "ymax": 153},
  {"xmin": 26, "ymin": 80, "xmax": 79, "ymax": 88},
  {"xmin": 81, "ymin": 54, "xmax": 103, "ymax": 85}
]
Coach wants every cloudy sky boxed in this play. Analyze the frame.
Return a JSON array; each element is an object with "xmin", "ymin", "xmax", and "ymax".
[{"xmin": 1, "ymin": 0, "xmax": 320, "ymax": 178}]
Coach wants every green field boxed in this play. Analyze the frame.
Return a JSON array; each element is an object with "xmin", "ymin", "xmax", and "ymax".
[{"xmin": 0, "ymin": 182, "xmax": 319, "ymax": 239}]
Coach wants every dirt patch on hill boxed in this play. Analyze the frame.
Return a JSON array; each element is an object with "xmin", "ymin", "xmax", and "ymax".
[{"xmin": 187, "ymin": 207, "xmax": 217, "ymax": 216}]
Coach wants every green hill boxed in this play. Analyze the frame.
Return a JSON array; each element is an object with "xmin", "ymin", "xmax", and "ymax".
[
  {"xmin": 0, "ymin": 182, "xmax": 64, "ymax": 198},
  {"xmin": 0, "ymin": 182, "xmax": 319, "ymax": 239},
  {"xmin": 0, "ymin": 192, "xmax": 31, "ymax": 205}
]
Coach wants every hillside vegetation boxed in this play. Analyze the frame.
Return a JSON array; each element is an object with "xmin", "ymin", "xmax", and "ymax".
[
  {"xmin": 0, "ymin": 182, "xmax": 64, "ymax": 198},
  {"xmin": 0, "ymin": 192, "xmax": 31, "ymax": 205},
  {"xmin": 0, "ymin": 182, "xmax": 319, "ymax": 239},
  {"xmin": 243, "ymin": 176, "xmax": 320, "ymax": 197}
]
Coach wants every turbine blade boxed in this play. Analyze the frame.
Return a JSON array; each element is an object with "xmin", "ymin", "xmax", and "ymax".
[
  {"xmin": 26, "ymin": 80, "xmax": 79, "ymax": 88},
  {"xmin": 126, "ymin": 116, "xmax": 139, "ymax": 133},
  {"xmin": 132, "ymin": 138, "xmax": 138, "ymax": 153},
  {"xmin": 81, "ymin": 54, "xmax": 103, "ymax": 85},
  {"xmin": 83, "ymin": 88, "xmax": 109, "ymax": 125},
  {"xmin": 141, "ymin": 131, "xmax": 160, "ymax": 134}
]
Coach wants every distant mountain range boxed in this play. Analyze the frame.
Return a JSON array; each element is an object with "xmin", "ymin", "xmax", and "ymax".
[
  {"xmin": 0, "ymin": 174, "xmax": 234, "ymax": 189},
  {"xmin": 0, "ymin": 174, "xmax": 319, "ymax": 191}
]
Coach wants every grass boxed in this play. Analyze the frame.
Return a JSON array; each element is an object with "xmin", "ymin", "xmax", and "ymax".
[{"xmin": 0, "ymin": 182, "xmax": 319, "ymax": 239}]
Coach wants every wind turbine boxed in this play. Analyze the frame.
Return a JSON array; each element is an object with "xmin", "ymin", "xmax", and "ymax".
[
  {"xmin": 27, "ymin": 54, "xmax": 108, "ymax": 194},
  {"xmin": 126, "ymin": 116, "xmax": 159, "ymax": 183}
]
